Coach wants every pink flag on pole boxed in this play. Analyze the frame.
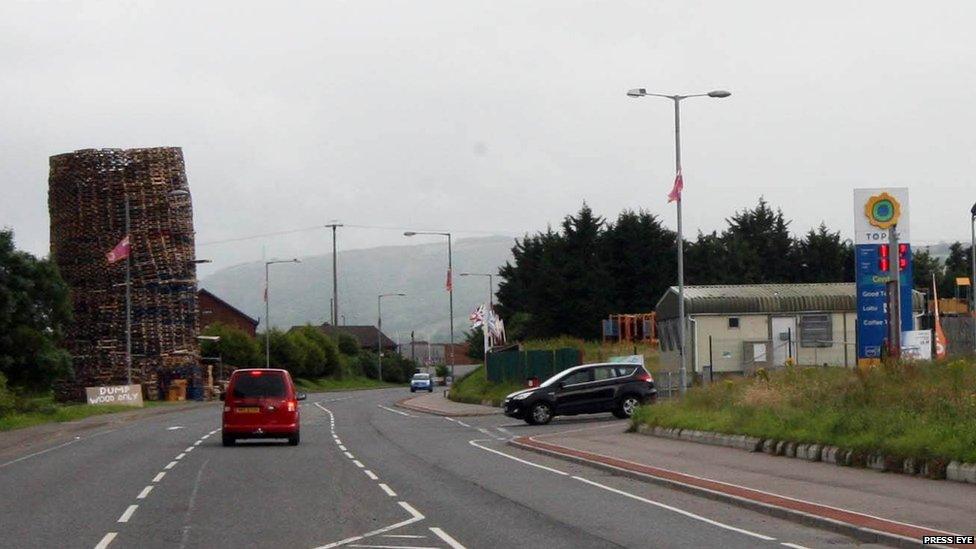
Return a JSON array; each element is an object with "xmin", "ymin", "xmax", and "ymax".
[
  {"xmin": 667, "ymin": 171, "xmax": 683, "ymax": 203},
  {"xmin": 106, "ymin": 235, "xmax": 131, "ymax": 264},
  {"xmin": 446, "ymin": 268, "xmax": 453, "ymax": 292}
]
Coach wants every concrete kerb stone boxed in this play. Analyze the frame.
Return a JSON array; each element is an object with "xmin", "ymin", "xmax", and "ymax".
[{"xmin": 635, "ymin": 425, "xmax": 976, "ymax": 486}]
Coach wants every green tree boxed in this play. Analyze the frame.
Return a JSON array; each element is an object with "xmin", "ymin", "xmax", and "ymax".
[
  {"xmin": 336, "ymin": 333, "xmax": 359, "ymax": 356},
  {"xmin": 0, "ymin": 230, "xmax": 73, "ymax": 390},
  {"xmin": 601, "ymin": 210, "xmax": 675, "ymax": 312},
  {"xmin": 465, "ymin": 328, "xmax": 484, "ymax": 359},
  {"xmin": 794, "ymin": 224, "xmax": 851, "ymax": 283},
  {"xmin": 942, "ymin": 242, "xmax": 972, "ymax": 297},
  {"xmin": 911, "ymin": 248, "xmax": 942, "ymax": 294},
  {"xmin": 721, "ymin": 197, "xmax": 794, "ymax": 283},
  {"xmin": 200, "ymin": 323, "xmax": 261, "ymax": 369}
]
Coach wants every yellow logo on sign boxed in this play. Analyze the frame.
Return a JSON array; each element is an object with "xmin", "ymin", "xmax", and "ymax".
[{"xmin": 864, "ymin": 192, "xmax": 901, "ymax": 230}]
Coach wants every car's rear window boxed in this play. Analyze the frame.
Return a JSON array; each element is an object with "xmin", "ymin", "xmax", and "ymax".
[
  {"xmin": 413, "ymin": 373, "xmax": 430, "ymax": 380},
  {"xmin": 232, "ymin": 373, "xmax": 286, "ymax": 398}
]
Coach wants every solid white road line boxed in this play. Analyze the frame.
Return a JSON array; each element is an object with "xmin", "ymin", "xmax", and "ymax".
[
  {"xmin": 364, "ymin": 470, "xmax": 379, "ymax": 480},
  {"xmin": 164, "ymin": 461, "xmax": 177, "ymax": 470},
  {"xmin": 377, "ymin": 405, "xmax": 412, "ymax": 417},
  {"xmin": 344, "ymin": 451, "xmax": 355, "ymax": 459},
  {"xmin": 313, "ymin": 501, "xmax": 425, "ymax": 549},
  {"xmin": 429, "ymin": 527, "xmax": 466, "ymax": 549},
  {"xmin": 781, "ymin": 544, "xmax": 811, "ymax": 549},
  {"xmin": 378, "ymin": 483, "xmax": 397, "ymax": 497},
  {"xmin": 468, "ymin": 439, "xmax": 569, "ymax": 476},
  {"xmin": 152, "ymin": 472, "xmax": 166, "ymax": 483},
  {"xmin": 0, "ymin": 437, "xmax": 80, "ymax": 469},
  {"xmin": 166, "ymin": 426, "xmax": 184, "ymax": 431},
  {"xmin": 117, "ymin": 505, "xmax": 138, "ymax": 523},
  {"xmin": 175, "ymin": 453, "xmax": 186, "ymax": 460},
  {"xmin": 572, "ymin": 476, "xmax": 776, "ymax": 541},
  {"xmin": 349, "ymin": 543, "xmax": 438, "ymax": 549},
  {"xmin": 94, "ymin": 532, "xmax": 117, "ymax": 549},
  {"xmin": 353, "ymin": 460, "xmax": 365, "ymax": 468},
  {"xmin": 137, "ymin": 486, "xmax": 153, "ymax": 499},
  {"xmin": 381, "ymin": 534, "xmax": 426, "ymax": 538}
]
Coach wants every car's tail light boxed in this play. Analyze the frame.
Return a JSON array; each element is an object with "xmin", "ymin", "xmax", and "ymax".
[
  {"xmin": 249, "ymin": 370, "xmax": 263, "ymax": 376},
  {"xmin": 636, "ymin": 372, "xmax": 653, "ymax": 383},
  {"xmin": 286, "ymin": 400, "xmax": 297, "ymax": 412}
]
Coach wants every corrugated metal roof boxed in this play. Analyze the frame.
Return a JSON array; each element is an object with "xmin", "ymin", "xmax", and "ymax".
[{"xmin": 655, "ymin": 282, "xmax": 924, "ymax": 319}]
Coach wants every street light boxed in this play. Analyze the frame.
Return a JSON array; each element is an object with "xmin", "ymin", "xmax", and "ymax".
[
  {"xmin": 264, "ymin": 258, "xmax": 301, "ymax": 368},
  {"xmin": 628, "ymin": 87, "xmax": 731, "ymax": 394},
  {"xmin": 377, "ymin": 293, "xmax": 406, "ymax": 382},
  {"xmin": 404, "ymin": 231, "xmax": 455, "ymax": 382},
  {"xmin": 459, "ymin": 272, "xmax": 494, "ymax": 309}
]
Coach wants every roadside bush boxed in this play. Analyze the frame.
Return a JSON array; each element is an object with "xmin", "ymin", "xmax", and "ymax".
[
  {"xmin": 336, "ymin": 333, "xmax": 360, "ymax": 356},
  {"xmin": 287, "ymin": 326, "xmax": 340, "ymax": 378},
  {"xmin": 0, "ymin": 373, "xmax": 16, "ymax": 416},
  {"xmin": 201, "ymin": 323, "xmax": 261, "ymax": 368}
]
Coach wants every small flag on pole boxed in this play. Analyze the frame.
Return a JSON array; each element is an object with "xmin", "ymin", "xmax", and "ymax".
[
  {"xmin": 667, "ymin": 170, "xmax": 683, "ymax": 203},
  {"xmin": 106, "ymin": 235, "xmax": 131, "ymax": 264},
  {"xmin": 446, "ymin": 268, "xmax": 453, "ymax": 292}
]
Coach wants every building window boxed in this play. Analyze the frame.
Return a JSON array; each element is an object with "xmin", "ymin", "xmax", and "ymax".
[
  {"xmin": 728, "ymin": 317, "xmax": 740, "ymax": 329},
  {"xmin": 799, "ymin": 314, "xmax": 832, "ymax": 348}
]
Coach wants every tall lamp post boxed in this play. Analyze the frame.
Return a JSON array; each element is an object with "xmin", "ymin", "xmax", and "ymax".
[
  {"xmin": 971, "ymin": 202, "xmax": 976, "ymax": 354},
  {"xmin": 627, "ymin": 88, "xmax": 730, "ymax": 394},
  {"xmin": 264, "ymin": 258, "xmax": 300, "ymax": 368},
  {"xmin": 378, "ymin": 293, "xmax": 406, "ymax": 382},
  {"xmin": 404, "ymin": 231, "xmax": 455, "ymax": 382}
]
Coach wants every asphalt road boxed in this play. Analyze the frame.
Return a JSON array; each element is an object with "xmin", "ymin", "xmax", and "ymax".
[{"xmin": 0, "ymin": 388, "xmax": 892, "ymax": 548}]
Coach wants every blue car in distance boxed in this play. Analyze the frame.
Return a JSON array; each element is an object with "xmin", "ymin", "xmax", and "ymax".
[{"xmin": 410, "ymin": 372, "xmax": 434, "ymax": 393}]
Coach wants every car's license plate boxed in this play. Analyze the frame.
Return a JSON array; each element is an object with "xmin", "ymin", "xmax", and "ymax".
[{"xmin": 236, "ymin": 407, "xmax": 260, "ymax": 413}]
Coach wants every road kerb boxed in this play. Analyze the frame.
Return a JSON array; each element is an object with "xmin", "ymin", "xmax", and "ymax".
[
  {"xmin": 509, "ymin": 435, "xmax": 965, "ymax": 549},
  {"xmin": 394, "ymin": 397, "xmax": 500, "ymax": 417}
]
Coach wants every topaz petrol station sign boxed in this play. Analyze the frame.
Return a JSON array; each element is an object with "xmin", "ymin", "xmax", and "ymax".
[{"xmin": 853, "ymin": 188, "xmax": 913, "ymax": 366}]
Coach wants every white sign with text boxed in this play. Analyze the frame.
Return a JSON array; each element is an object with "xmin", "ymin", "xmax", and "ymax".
[{"xmin": 85, "ymin": 384, "xmax": 144, "ymax": 407}]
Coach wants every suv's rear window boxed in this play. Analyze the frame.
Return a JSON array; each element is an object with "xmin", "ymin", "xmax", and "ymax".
[{"xmin": 232, "ymin": 373, "xmax": 286, "ymax": 398}]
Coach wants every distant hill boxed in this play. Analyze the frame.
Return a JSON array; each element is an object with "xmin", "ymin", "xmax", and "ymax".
[{"xmin": 199, "ymin": 236, "xmax": 515, "ymax": 343}]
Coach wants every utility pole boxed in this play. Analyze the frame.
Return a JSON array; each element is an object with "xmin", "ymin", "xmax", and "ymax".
[
  {"xmin": 125, "ymin": 195, "xmax": 132, "ymax": 386},
  {"xmin": 325, "ymin": 223, "xmax": 343, "ymax": 325}
]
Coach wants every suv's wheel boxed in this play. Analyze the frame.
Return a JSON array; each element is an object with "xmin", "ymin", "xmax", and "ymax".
[
  {"xmin": 526, "ymin": 402, "xmax": 553, "ymax": 425},
  {"xmin": 613, "ymin": 395, "xmax": 642, "ymax": 419},
  {"xmin": 222, "ymin": 434, "xmax": 235, "ymax": 447},
  {"xmin": 287, "ymin": 431, "xmax": 300, "ymax": 446}
]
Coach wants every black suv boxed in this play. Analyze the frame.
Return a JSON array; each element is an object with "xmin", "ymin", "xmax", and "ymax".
[{"xmin": 503, "ymin": 363, "xmax": 657, "ymax": 425}]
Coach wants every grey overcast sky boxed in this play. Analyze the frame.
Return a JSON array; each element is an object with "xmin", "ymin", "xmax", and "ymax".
[{"xmin": 2, "ymin": 1, "xmax": 974, "ymax": 276}]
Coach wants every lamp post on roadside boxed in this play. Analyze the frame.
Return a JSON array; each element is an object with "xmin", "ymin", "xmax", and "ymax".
[
  {"xmin": 459, "ymin": 272, "xmax": 494, "ymax": 309},
  {"xmin": 377, "ymin": 293, "xmax": 406, "ymax": 382},
  {"xmin": 404, "ymin": 231, "xmax": 455, "ymax": 382},
  {"xmin": 325, "ymin": 222, "xmax": 343, "ymax": 325},
  {"xmin": 627, "ymin": 88, "xmax": 730, "ymax": 395},
  {"xmin": 264, "ymin": 258, "xmax": 300, "ymax": 368}
]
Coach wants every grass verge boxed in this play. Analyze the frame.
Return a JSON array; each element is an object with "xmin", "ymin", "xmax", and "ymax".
[
  {"xmin": 0, "ymin": 395, "xmax": 149, "ymax": 432},
  {"xmin": 632, "ymin": 359, "xmax": 976, "ymax": 463},
  {"xmin": 448, "ymin": 365, "xmax": 522, "ymax": 407},
  {"xmin": 295, "ymin": 376, "xmax": 399, "ymax": 393}
]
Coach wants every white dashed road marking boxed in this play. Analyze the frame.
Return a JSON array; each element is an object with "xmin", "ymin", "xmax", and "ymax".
[
  {"xmin": 152, "ymin": 472, "xmax": 166, "ymax": 483},
  {"xmin": 94, "ymin": 533, "xmax": 117, "ymax": 549},
  {"xmin": 164, "ymin": 461, "xmax": 177, "ymax": 470},
  {"xmin": 377, "ymin": 405, "xmax": 412, "ymax": 417},
  {"xmin": 136, "ymin": 486, "xmax": 153, "ymax": 499},
  {"xmin": 378, "ymin": 483, "xmax": 397, "ymax": 497},
  {"xmin": 117, "ymin": 505, "xmax": 138, "ymax": 523},
  {"xmin": 364, "ymin": 470, "xmax": 379, "ymax": 480}
]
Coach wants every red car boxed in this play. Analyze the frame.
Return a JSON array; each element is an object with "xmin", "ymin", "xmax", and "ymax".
[{"xmin": 221, "ymin": 369, "xmax": 306, "ymax": 446}]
